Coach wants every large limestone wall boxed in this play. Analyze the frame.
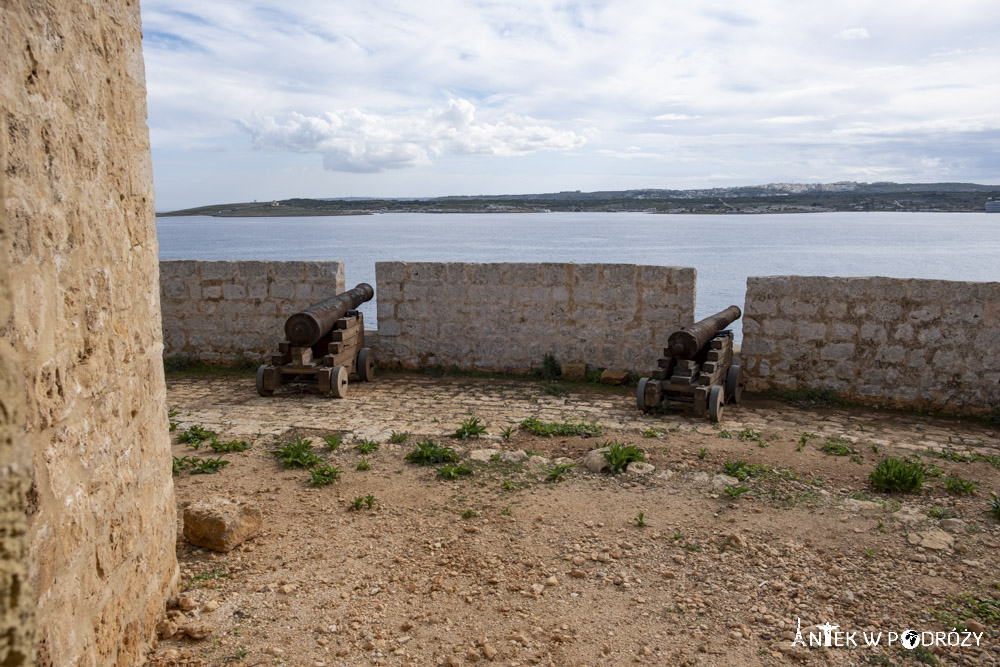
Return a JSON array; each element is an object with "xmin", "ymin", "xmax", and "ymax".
[
  {"xmin": 375, "ymin": 262, "xmax": 697, "ymax": 373},
  {"xmin": 2, "ymin": 2, "xmax": 177, "ymax": 664},
  {"xmin": 160, "ymin": 260, "xmax": 345, "ymax": 362},
  {"xmin": 0, "ymin": 157, "xmax": 33, "ymax": 664},
  {"xmin": 741, "ymin": 276, "xmax": 1000, "ymax": 413}
]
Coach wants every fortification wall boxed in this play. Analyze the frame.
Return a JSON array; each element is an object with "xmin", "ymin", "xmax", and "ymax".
[
  {"xmin": 741, "ymin": 276, "xmax": 1000, "ymax": 413},
  {"xmin": 374, "ymin": 262, "xmax": 697, "ymax": 373},
  {"xmin": 160, "ymin": 260, "xmax": 346, "ymax": 362},
  {"xmin": 1, "ymin": 2, "xmax": 177, "ymax": 664}
]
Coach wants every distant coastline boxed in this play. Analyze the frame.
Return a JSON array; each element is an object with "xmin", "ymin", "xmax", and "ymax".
[{"xmin": 157, "ymin": 181, "xmax": 1000, "ymax": 217}]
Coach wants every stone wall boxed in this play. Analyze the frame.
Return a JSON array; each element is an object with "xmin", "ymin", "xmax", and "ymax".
[
  {"xmin": 160, "ymin": 261, "xmax": 345, "ymax": 362},
  {"xmin": 0, "ymin": 148, "xmax": 33, "ymax": 664},
  {"xmin": 375, "ymin": 262, "xmax": 697, "ymax": 373},
  {"xmin": 741, "ymin": 276, "xmax": 1000, "ymax": 413},
  {"xmin": 2, "ymin": 2, "xmax": 177, "ymax": 664}
]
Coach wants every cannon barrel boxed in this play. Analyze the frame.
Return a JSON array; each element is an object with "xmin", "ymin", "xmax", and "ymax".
[
  {"xmin": 284, "ymin": 283, "xmax": 374, "ymax": 347},
  {"xmin": 666, "ymin": 305, "xmax": 742, "ymax": 360}
]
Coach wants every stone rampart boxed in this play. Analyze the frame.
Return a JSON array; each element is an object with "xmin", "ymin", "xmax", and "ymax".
[
  {"xmin": 2, "ymin": 1, "xmax": 177, "ymax": 663},
  {"xmin": 374, "ymin": 262, "xmax": 697, "ymax": 373},
  {"xmin": 741, "ymin": 276, "xmax": 1000, "ymax": 413},
  {"xmin": 160, "ymin": 261, "xmax": 345, "ymax": 362}
]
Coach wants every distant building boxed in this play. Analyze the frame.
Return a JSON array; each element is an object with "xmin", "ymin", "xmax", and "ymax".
[
  {"xmin": 270, "ymin": 200, "xmax": 280, "ymax": 207},
  {"xmin": 986, "ymin": 200, "xmax": 1000, "ymax": 213}
]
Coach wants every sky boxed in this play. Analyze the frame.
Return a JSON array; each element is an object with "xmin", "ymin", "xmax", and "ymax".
[{"xmin": 141, "ymin": 0, "xmax": 1000, "ymax": 210}]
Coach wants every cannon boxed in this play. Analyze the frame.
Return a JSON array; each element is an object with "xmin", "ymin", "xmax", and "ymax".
[
  {"xmin": 636, "ymin": 306, "xmax": 744, "ymax": 422},
  {"xmin": 256, "ymin": 283, "xmax": 375, "ymax": 398}
]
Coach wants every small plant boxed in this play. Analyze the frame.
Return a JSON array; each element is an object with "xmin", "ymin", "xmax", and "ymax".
[
  {"xmin": 722, "ymin": 460, "xmax": 761, "ymax": 482},
  {"xmin": 869, "ymin": 457, "xmax": 926, "ymax": 493},
  {"xmin": 351, "ymin": 496, "xmax": 365, "ymax": 510},
  {"xmin": 737, "ymin": 428, "xmax": 761, "ymax": 441},
  {"xmin": 545, "ymin": 463, "xmax": 575, "ymax": 482},
  {"xmin": 354, "ymin": 439, "xmax": 380, "ymax": 454},
  {"xmin": 543, "ymin": 384, "xmax": 569, "ymax": 397},
  {"xmin": 207, "ymin": 438, "xmax": 249, "ymax": 453},
  {"xmin": 500, "ymin": 426, "xmax": 514, "ymax": 441},
  {"xmin": 450, "ymin": 417, "xmax": 487, "ymax": 440},
  {"xmin": 943, "ymin": 475, "xmax": 978, "ymax": 495},
  {"xmin": 365, "ymin": 494, "xmax": 377, "ymax": 509},
  {"xmin": 862, "ymin": 548, "xmax": 876, "ymax": 559},
  {"xmin": 988, "ymin": 493, "xmax": 1000, "ymax": 521},
  {"xmin": 169, "ymin": 421, "xmax": 178, "ymax": 432},
  {"xmin": 698, "ymin": 448, "xmax": 707, "ymax": 460},
  {"xmin": 643, "ymin": 427, "xmax": 667, "ymax": 439},
  {"xmin": 821, "ymin": 440, "xmax": 855, "ymax": 457},
  {"xmin": 461, "ymin": 509, "xmax": 478, "ymax": 519},
  {"xmin": 172, "ymin": 456, "xmax": 194, "ymax": 475},
  {"xmin": 501, "ymin": 479, "xmax": 515, "ymax": 491},
  {"xmin": 718, "ymin": 430, "xmax": 732, "ymax": 439},
  {"xmin": 672, "ymin": 530, "xmax": 683, "ymax": 541},
  {"xmin": 603, "ymin": 442, "xmax": 645, "ymax": 474},
  {"xmin": 309, "ymin": 464, "xmax": 343, "ymax": 487},
  {"xmin": 272, "ymin": 436, "xmax": 322, "ymax": 469},
  {"xmin": 685, "ymin": 542, "xmax": 701, "ymax": 552},
  {"xmin": 177, "ymin": 424, "xmax": 218, "ymax": 447},
  {"xmin": 520, "ymin": 417, "xmax": 601, "ymax": 438},
  {"xmin": 724, "ymin": 485, "xmax": 750, "ymax": 498},
  {"xmin": 926, "ymin": 506, "xmax": 954, "ymax": 520},
  {"xmin": 189, "ymin": 457, "xmax": 230, "ymax": 474},
  {"xmin": 539, "ymin": 353, "xmax": 561, "ymax": 380},
  {"xmin": 437, "ymin": 463, "xmax": 473, "ymax": 480},
  {"xmin": 405, "ymin": 440, "xmax": 459, "ymax": 466},
  {"xmin": 232, "ymin": 646, "xmax": 248, "ymax": 662},
  {"xmin": 356, "ymin": 458, "xmax": 371, "ymax": 471},
  {"xmin": 389, "ymin": 430, "xmax": 411, "ymax": 443},
  {"xmin": 634, "ymin": 512, "xmax": 647, "ymax": 527},
  {"xmin": 797, "ymin": 432, "xmax": 818, "ymax": 451},
  {"xmin": 876, "ymin": 519, "xmax": 886, "ymax": 533},
  {"xmin": 323, "ymin": 434, "xmax": 342, "ymax": 451}
]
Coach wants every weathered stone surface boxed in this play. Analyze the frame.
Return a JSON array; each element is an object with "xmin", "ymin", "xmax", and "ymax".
[
  {"xmin": 742, "ymin": 276, "xmax": 1000, "ymax": 413},
  {"xmin": 626, "ymin": 462, "xmax": 655, "ymax": 475},
  {"xmin": 160, "ymin": 261, "xmax": 345, "ymax": 363},
  {"xmin": 600, "ymin": 369, "xmax": 630, "ymax": 385},
  {"xmin": 184, "ymin": 497, "xmax": 263, "ymax": 552},
  {"xmin": 906, "ymin": 530, "xmax": 954, "ymax": 551},
  {"xmin": 561, "ymin": 363, "xmax": 587, "ymax": 381},
  {"xmin": 3, "ymin": 2, "xmax": 177, "ymax": 664},
  {"xmin": 580, "ymin": 448, "xmax": 611, "ymax": 474},
  {"xmin": 374, "ymin": 262, "xmax": 696, "ymax": 373}
]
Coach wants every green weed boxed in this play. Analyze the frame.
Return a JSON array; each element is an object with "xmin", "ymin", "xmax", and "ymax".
[
  {"xmin": 821, "ymin": 440, "xmax": 855, "ymax": 456},
  {"xmin": 520, "ymin": 417, "xmax": 601, "ymax": 438},
  {"xmin": 189, "ymin": 457, "xmax": 230, "ymax": 474},
  {"xmin": 724, "ymin": 485, "xmax": 750, "ymax": 498},
  {"xmin": 404, "ymin": 440, "xmax": 459, "ymax": 466},
  {"xmin": 207, "ymin": 438, "xmax": 249, "ymax": 453},
  {"xmin": 943, "ymin": 475, "xmax": 978, "ymax": 495},
  {"xmin": 356, "ymin": 458, "xmax": 372, "ymax": 471},
  {"xmin": 718, "ymin": 430, "xmax": 732, "ymax": 439},
  {"xmin": 177, "ymin": 424, "xmax": 218, "ymax": 447},
  {"xmin": 698, "ymin": 448, "xmax": 707, "ymax": 460},
  {"xmin": 437, "ymin": 464, "xmax": 473, "ymax": 480},
  {"xmin": 869, "ymin": 457, "xmax": 925, "ymax": 493},
  {"xmin": 450, "ymin": 417, "xmax": 487, "ymax": 440},
  {"xmin": 603, "ymin": 442, "xmax": 645, "ymax": 474},
  {"xmin": 389, "ymin": 430, "xmax": 411, "ymax": 443},
  {"xmin": 643, "ymin": 427, "xmax": 667, "ymax": 439},
  {"xmin": 272, "ymin": 436, "xmax": 322, "ymax": 469},
  {"xmin": 737, "ymin": 428, "xmax": 761, "ymax": 441},
  {"xmin": 722, "ymin": 460, "xmax": 762, "ymax": 482},
  {"xmin": 989, "ymin": 492, "xmax": 1000, "ymax": 521},
  {"xmin": 354, "ymin": 439, "xmax": 380, "ymax": 454},
  {"xmin": 461, "ymin": 509, "xmax": 478, "ymax": 519},
  {"xmin": 323, "ymin": 434, "xmax": 342, "ymax": 451},
  {"xmin": 309, "ymin": 464, "xmax": 343, "ymax": 487},
  {"xmin": 634, "ymin": 512, "xmax": 647, "ymax": 527},
  {"xmin": 545, "ymin": 463, "xmax": 575, "ymax": 482},
  {"xmin": 539, "ymin": 353, "xmax": 561, "ymax": 380},
  {"xmin": 500, "ymin": 426, "xmax": 515, "ymax": 441}
]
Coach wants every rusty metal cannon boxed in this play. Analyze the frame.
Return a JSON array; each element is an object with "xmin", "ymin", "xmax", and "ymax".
[
  {"xmin": 256, "ymin": 283, "xmax": 375, "ymax": 398},
  {"xmin": 636, "ymin": 306, "xmax": 744, "ymax": 422}
]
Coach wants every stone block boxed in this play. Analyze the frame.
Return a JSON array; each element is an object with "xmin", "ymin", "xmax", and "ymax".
[
  {"xmin": 199, "ymin": 261, "xmax": 237, "ymax": 281},
  {"xmin": 269, "ymin": 283, "xmax": 295, "ymax": 300},
  {"xmin": 562, "ymin": 362, "xmax": 587, "ymax": 381},
  {"xmin": 375, "ymin": 261, "xmax": 406, "ymax": 285},
  {"xmin": 271, "ymin": 262, "xmax": 306, "ymax": 282},
  {"xmin": 221, "ymin": 283, "xmax": 246, "ymax": 300},
  {"xmin": 183, "ymin": 497, "xmax": 262, "ymax": 552},
  {"xmin": 600, "ymin": 369, "xmax": 629, "ymax": 385}
]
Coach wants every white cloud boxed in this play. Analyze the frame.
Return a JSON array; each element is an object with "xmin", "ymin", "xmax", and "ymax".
[
  {"xmin": 237, "ymin": 99, "xmax": 585, "ymax": 172},
  {"xmin": 836, "ymin": 27, "xmax": 870, "ymax": 40},
  {"xmin": 654, "ymin": 114, "xmax": 701, "ymax": 121}
]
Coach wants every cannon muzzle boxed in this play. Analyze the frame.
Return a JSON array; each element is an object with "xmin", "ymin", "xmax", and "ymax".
[
  {"xmin": 284, "ymin": 283, "xmax": 374, "ymax": 347},
  {"xmin": 666, "ymin": 305, "xmax": 742, "ymax": 359}
]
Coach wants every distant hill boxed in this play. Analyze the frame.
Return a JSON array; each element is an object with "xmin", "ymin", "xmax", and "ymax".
[{"xmin": 158, "ymin": 182, "xmax": 1000, "ymax": 216}]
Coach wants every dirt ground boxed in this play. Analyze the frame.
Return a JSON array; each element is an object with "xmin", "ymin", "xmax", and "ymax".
[{"xmin": 146, "ymin": 371, "xmax": 1000, "ymax": 666}]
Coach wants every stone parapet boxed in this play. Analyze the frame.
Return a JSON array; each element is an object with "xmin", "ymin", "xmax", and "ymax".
[
  {"xmin": 160, "ymin": 260, "xmax": 345, "ymax": 362},
  {"xmin": 742, "ymin": 276, "xmax": 1000, "ymax": 413},
  {"xmin": 374, "ymin": 262, "xmax": 697, "ymax": 373}
]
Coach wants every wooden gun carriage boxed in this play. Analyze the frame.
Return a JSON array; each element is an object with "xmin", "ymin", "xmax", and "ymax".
[
  {"xmin": 636, "ymin": 306, "xmax": 744, "ymax": 422},
  {"xmin": 256, "ymin": 283, "xmax": 375, "ymax": 398}
]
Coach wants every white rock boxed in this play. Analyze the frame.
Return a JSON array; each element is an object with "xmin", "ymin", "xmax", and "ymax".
[
  {"xmin": 580, "ymin": 448, "xmax": 610, "ymax": 474},
  {"xmin": 626, "ymin": 462, "xmax": 655, "ymax": 475}
]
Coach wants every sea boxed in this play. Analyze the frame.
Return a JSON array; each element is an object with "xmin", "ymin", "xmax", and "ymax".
[{"xmin": 156, "ymin": 211, "xmax": 1000, "ymax": 342}]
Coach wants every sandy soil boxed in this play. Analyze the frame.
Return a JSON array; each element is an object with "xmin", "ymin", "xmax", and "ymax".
[{"xmin": 146, "ymin": 372, "xmax": 1000, "ymax": 666}]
